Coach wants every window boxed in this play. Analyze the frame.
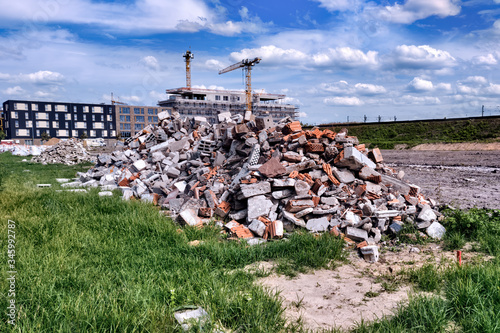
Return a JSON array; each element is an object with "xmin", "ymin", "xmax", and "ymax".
[
  {"xmin": 135, "ymin": 116, "xmax": 145, "ymax": 122},
  {"xmin": 55, "ymin": 105, "xmax": 67, "ymax": 112},
  {"xmin": 148, "ymin": 116, "xmax": 153, "ymax": 123},
  {"xmin": 36, "ymin": 130, "xmax": 40, "ymax": 137},
  {"xmin": 90, "ymin": 130, "xmax": 96, "ymax": 137},
  {"xmin": 26, "ymin": 121, "xmax": 32, "ymax": 127},
  {"xmin": 109, "ymin": 123, "xmax": 113, "ymax": 130},
  {"xmin": 55, "ymin": 114, "xmax": 59, "ymax": 120},
  {"xmin": 92, "ymin": 106, "xmax": 103, "ymax": 113},
  {"xmin": 120, "ymin": 107, "xmax": 130, "ymax": 114},
  {"xmin": 134, "ymin": 108, "xmax": 144, "ymax": 114},
  {"xmin": 74, "ymin": 114, "xmax": 77, "ymax": 121},
  {"xmin": 15, "ymin": 121, "xmax": 19, "ymax": 128},
  {"xmin": 45, "ymin": 105, "xmax": 51, "ymax": 111},
  {"xmin": 32, "ymin": 104, "xmax": 38, "ymax": 111},
  {"xmin": 14, "ymin": 103, "xmax": 28, "ymax": 110},
  {"xmin": 92, "ymin": 114, "xmax": 95, "ymax": 121},
  {"xmin": 215, "ymin": 95, "xmax": 221, "ymax": 101},
  {"xmin": 135, "ymin": 124, "xmax": 142, "ymax": 131},
  {"xmin": 65, "ymin": 114, "xmax": 71, "ymax": 120},
  {"xmin": 148, "ymin": 108, "xmax": 155, "ymax": 115},
  {"xmin": 83, "ymin": 115, "xmax": 86, "ymax": 121},
  {"xmin": 73, "ymin": 106, "xmax": 77, "ymax": 113},
  {"xmin": 119, "ymin": 115, "xmax": 130, "ymax": 122},
  {"xmin": 83, "ymin": 106, "xmax": 89, "ymax": 113},
  {"xmin": 223, "ymin": 96, "xmax": 229, "ymax": 101},
  {"xmin": 109, "ymin": 107, "xmax": 113, "ymax": 113},
  {"xmin": 25, "ymin": 112, "xmax": 29, "ymax": 119},
  {"xmin": 102, "ymin": 130, "xmax": 108, "ymax": 137},
  {"xmin": 52, "ymin": 121, "xmax": 58, "ymax": 128},
  {"xmin": 124, "ymin": 123, "xmax": 131, "ymax": 130},
  {"xmin": 107, "ymin": 115, "xmax": 112, "ymax": 121},
  {"xmin": 12, "ymin": 111, "xmax": 18, "ymax": 119},
  {"xmin": 65, "ymin": 122, "xmax": 69, "ymax": 129},
  {"xmin": 25, "ymin": 140, "xmax": 33, "ymax": 146}
]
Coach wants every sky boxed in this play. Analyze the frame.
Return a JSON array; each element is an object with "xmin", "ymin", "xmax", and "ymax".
[{"xmin": 1, "ymin": 0, "xmax": 500, "ymax": 124}]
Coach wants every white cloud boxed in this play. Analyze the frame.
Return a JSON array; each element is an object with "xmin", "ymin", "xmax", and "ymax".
[
  {"xmin": 204, "ymin": 59, "xmax": 227, "ymax": 71},
  {"xmin": 391, "ymin": 45, "xmax": 456, "ymax": 69},
  {"xmin": 140, "ymin": 56, "xmax": 160, "ymax": 71},
  {"xmin": 313, "ymin": 0, "xmax": 352, "ymax": 12},
  {"xmin": 324, "ymin": 96, "xmax": 364, "ymax": 106},
  {"xmin": 239, "ymin": 6, "xmax": 249, "ymax": 20},
  {"xmin": 2, "ymin": 86, "xmax": 25, "ymax": 95},
  {"xmin": 436, "ymin": 83, "xmax": 452, "ymax": 91},
  {"xmin": 397, "ymin": 95, "xmax": 441, "ymax": 105},
  {"xmin": 461, "ymin": 76, "xmax": 488, "ymax": 85},
  {"xmin": 230, "ymin": 45, "xmax": 308, "ymax": 66},
  {"xmin": 408, "ymin": 77, "xmax": 434, "ymax": 91},
  {"xmin": 34, "ymin": 90, "xmax": 54, "ymax": 98},
  {"xmin": 472, "ymin": 53, "xmax": 498, "ymax": 66},
  {"xmin": 1, "ymin": 71, "xmax": 66, "ymax": 84},
  {"xmin": 375, "ymin": 0, "xmax": 461, "ymax": 24},
  {"xmin": 313, "ymin": 47, "xmax": 378, "ymax": 68},
  {"xmin": 354, "ymin": 83, "xmax": 386, "ymax": 95},
  {"xmin": 484, "ymin": 83, "xmax": 500, "ymax": 96},
  {"xmin": 297, "ymin": 112, "xmax": 308, "ymax": 118}
]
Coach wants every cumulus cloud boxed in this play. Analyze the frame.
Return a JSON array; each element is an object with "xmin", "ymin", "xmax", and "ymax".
[
  {"xmin": 461, "ymin": 76, "xmax": 488, "ymax": 85},
  {"xmin": 2, "ymin": 86, "xmax": 25, "ymax": 95},
  {"xmin": 408, "ymin": 77, "xmax": 434, "ymax": 91},
  {"xmin": 324, "ymin": 96, "xmax": 364, "ymax": 106},
  {"xmin": 140, "ymin": 56, "xmax": 160, "ymax": 71},
  {"xmin": 484, "ymin": 83, "xmax": 500, "ymax": 96},
  {"xmin": 390, "ymin": 44, "xmax": 456, "ymax": 69},
  {"xmin": 472, "ymin": 53, "xmax": 498, "ymax": 66},
  {"xmin": 1, "ymin": 71, "xmax": 66, "ymax": 84},
  {"xmin": 204, "ymin": 59, "xmax": 227, "ymax": 71},
  {"xmin": 313, "ymin": 0, "xmax": 352, "ymax": 12},
  {"xmin": 229, "ymin": 45, "xmax": 378, "ymax": 69},
  {"xmin": 297, "ymin": 112, "xmax": 308, "ymax": 118},
  {"xmin": 318, "ymin": 81, "xmax": 386, "ymax": 96},
  {"xmin": 353, "ymin": 83, "xmax": 386, "ymax": 95},
  {"xmin": 375, "ymin": 0, "xmax": 461, "ymax": 24}
]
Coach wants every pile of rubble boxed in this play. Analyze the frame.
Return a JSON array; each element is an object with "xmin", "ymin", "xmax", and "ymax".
[
  {"xmin": 73, "ymin": 111, "xmax": 445, "ymax": 258},
  {"xmin": 31, "ymin": 138, "xmax": 93, "ymax": 165}
]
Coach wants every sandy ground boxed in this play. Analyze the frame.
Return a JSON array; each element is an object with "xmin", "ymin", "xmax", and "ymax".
[
  {"xmin": 256, "ymin": 244, "xmax": 490, "ymax": 331},
  {"xmin": 255, "ymin": 143, "xmax": 499, "ymax": 331}
]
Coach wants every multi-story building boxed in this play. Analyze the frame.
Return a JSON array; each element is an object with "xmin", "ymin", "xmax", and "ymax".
[
  {"xmin": 114, "ymin": 105, "xmax": 172, "ymax": 138},
  {"xmin": 158, "ymin": 87, "xmax": 297, "ymax": 124},
  {"xmin": 2, "ymin": 100, "xmax": 117, "ymax": 145}
]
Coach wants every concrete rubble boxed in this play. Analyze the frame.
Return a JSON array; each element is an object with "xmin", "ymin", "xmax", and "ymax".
[
  {"xmin": 31, "ymin": 138, "xmax": 94, "ymax": 165},
  {"xmin": 72, "ymin": 111, "xmax": 444, "ymax": 260}
]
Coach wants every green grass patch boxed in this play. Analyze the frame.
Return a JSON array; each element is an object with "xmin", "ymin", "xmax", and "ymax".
[
  {"xmin": 320, "ymin": 117, "xmax": 500, "ymax": 148},
  {"xmin": 0, "ymin": 153, "xmax": 345, "ymax": 332}
]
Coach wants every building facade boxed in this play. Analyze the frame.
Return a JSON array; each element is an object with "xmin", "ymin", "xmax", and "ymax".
[
  {"xmin": 158, "ymin": 87, "xmax": 297, "ymax": 124},
  {"xmin": 2, "ymin": 100, "xmax": 117, "ymax": 145},
  {"xmin": 114, "ymin": 105, "xmax": 172, "ymax": 138}
]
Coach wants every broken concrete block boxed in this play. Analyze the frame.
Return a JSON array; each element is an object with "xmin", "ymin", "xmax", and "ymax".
[
  {"xmin": 174, "ymin": 307, "xmax": 209, "ymax": 332},
  {"xmin": 282, "ymin": 211, "xmax": 306, "ymax": 228},
  {"xmin": 180, "ymin": 209, "xmax": 202, "ymax": 226},
  {"xmin": 346, "ymin": 227, "xmax": 368, "ymax": 242},
  {"xmin": 389, "ymin": 222, "xmax": 403, "ymax": 234},
  {"xmin": 133, "ymin": 159, "xmax": 147, "ymax": 172},
  {"xmin": 335, "ymin": 146, "xmax": 376, "ymax": 170},
  {"xmin": 332, "ymin": 168, "xmax": 355, "ymax": 184},
  {"xmin": 294, "ymin": 180, "xmax": 311, "ymax": 196},
  {"xmin": 426, "ymin": 221, "xmax": 446, "ymax": 239},
  {"xmin": 248, "ymin": 219, "xmax": 267, "ymax": 237},
  {"xmin": 98, "ymin": 191, "xmax": 113, "ymax": 197},
  {"xmin": 306, "ymin": 217, "xmax": 330, "ymax": 232},
  {"xmin": 247, "ymin": 195, "xmax": 274, "ymax": 221},
  {"xmin": 240, "ymin": 182, "xmax": 271, "ymax": 198},
  {"xmin": 360, "ymin": 245, "xmax": 379, "ymax": 263},
  {"xmin": 418, "ymin": 204, "xmax": 437, "ymax": 222},
  {"xmin": 295, "ymin": 207, "xmax": 314, "ymax": 218}
]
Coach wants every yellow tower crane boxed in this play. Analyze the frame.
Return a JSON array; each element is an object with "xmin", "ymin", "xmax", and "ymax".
[
  {"xmin": 219, "ymin": 57, "xmax": 261, "ymax": 121},
  {"xmin": 183, "ymin": 50, "xmax": 194, "ymax": 89}
]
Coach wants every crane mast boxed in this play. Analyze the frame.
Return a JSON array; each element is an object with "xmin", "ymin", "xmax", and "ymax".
[
  {"xmin": 219, "ymin": 57, "xmax": 261, "ymax": 121},
  {"xmin": 183, "ymin": 50, "xmax": 194, "ymax": 89}
]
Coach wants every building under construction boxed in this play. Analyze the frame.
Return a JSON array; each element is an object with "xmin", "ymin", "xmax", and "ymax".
[{"xmin": 158, "ymin": 51, "xmax": 298, "ymax": 123}]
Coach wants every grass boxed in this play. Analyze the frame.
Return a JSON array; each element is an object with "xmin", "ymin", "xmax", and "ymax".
[
  {"xmin": 318, "ymin": 117, "xmax": 500, "ymax": 149},
  {"xmin": 0, "ymin": 152, "xmax": 345, "ymax": 332}
]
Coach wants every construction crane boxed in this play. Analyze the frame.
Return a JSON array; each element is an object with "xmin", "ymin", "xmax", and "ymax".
[
  {"xmin": 219, "ymin": 57, "xmax": 261, "ymax": 121},
  {"xmin": 110, "ymin": 92, "xmax": 127, "ymax": 105},
  {"xmin": 183, "ymin": 50, "xmax": 194, "ymax": 89}
]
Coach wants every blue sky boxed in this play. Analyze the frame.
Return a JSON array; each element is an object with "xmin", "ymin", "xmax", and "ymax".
[{"xmin": 1, "ymin": 0, "xmax": 500, "ymax": 124}]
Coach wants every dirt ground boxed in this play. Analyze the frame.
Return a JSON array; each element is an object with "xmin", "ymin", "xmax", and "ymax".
[
  {"xmin": 256, "ymin": 143, "xmax": 499, "ymax": 331},
  {"xmin": 382, "ymin": 146, "xmax": 500, "ymax": 210},
  {"xmin": 256, "ymin": 244, "xmax": 491, "ymax": 331}
]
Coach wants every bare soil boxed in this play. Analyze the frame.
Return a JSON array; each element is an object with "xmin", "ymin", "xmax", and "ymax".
[
  {"xmin": 256, "ymin": 244, "xmax": 491, "ymax": 331},
  {"xmin": 381, "ymin": 148, "xmax": 500, "ymax": 210}
]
